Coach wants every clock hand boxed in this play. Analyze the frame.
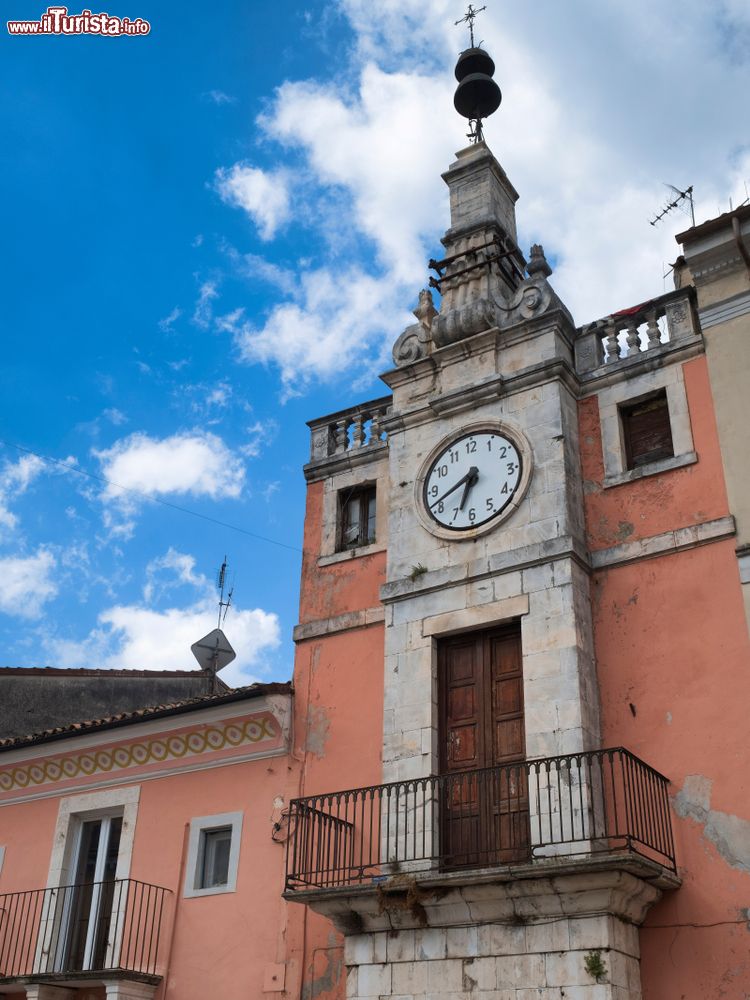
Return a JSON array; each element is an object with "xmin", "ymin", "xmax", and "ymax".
[
  {"xmin": 429, "ymin": 468, "xmax": 473, "ymax": 508},
  {"xmin": 459, "ymin": 466, "xmax": 479, "ymax": 510}
]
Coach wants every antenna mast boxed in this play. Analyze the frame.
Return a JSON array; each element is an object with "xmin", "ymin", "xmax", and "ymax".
[{"xmin": 216, "ymin": 556, "xmax": 234, "ymax": 629}]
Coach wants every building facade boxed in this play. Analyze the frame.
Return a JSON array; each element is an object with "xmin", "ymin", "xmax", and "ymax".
[
  {"xmin": 1, "ymin": 142, "xmax": 748, "ymax": 1000},
  {"xmin": 0, "ymin": 684, "xmax": 293, "ymax": 1000},
  {"xmin": 283, "ymin": 141, "xmax": 750, "ymax": 1000}
]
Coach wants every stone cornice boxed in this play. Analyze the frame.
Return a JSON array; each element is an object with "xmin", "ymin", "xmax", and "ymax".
[
  {"xmin": 285, "ymin": 858, "xmax": 679, "ymax": 934},
  {"xmin": 293, "ymin": 607, "xmax": 385, "ymax": 642},
  {"xmin": 381, "ymin": 535, "xmax": 591, "ymax": 604},
  {"xmin": 303, "ymin": 442, "xmax": 388, "ymax": 483}
]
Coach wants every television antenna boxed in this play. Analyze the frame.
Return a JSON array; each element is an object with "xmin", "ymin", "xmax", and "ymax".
[
  {"xmin": 649, "ymin": 184, "xmax": 695, "ymax": 228},
  {"xmin": 190, "ymin": 557, "xmax": 237, "ymax": 691},
  {"xmin": 216, "ymin": 556, "xmax": 234, "ymax": 629}
]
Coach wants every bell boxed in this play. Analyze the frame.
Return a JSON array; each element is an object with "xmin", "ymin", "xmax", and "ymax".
[
  {"xmin": 454, "ymin": 46, "xmax": 496, "ymax": 82},
  {"xmin": 454, "ymin": 73, "xmax": 502, "ymax": 120}
]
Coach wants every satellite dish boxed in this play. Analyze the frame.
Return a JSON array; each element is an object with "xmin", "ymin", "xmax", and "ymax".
[{"xmin": 191, "ymin": 628, "xmax": 236, "ymax": 674}]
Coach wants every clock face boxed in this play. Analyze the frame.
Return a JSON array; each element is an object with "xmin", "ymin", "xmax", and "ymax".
[{"xmin": 423, "ymin": 430, "xmax": 523, "ymax": 531}]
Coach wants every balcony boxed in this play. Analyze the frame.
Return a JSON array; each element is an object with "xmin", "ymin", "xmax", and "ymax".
[
  {"xmin": 0, "ymin": 878, "xmax": 169, "ymax": 992},
  {"xmin": 284, "ymin": 748, "xmax": 677, "ymax": 900}
]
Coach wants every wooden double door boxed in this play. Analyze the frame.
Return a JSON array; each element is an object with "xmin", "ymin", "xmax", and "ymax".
[{"xmin": 438, "ymin": 626, "xmax": 530, "ymax": 867}]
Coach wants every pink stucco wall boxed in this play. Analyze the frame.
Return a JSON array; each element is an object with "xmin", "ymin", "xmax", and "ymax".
[
  {"xmin": 284, "ymin": 477, "xmax": 386, "ymax": 1000},
  {"xmin": 0, "ymin": 735, "xmax": 292, "ymax": 1000},
  {"xmin": 580, "ymin": 356, "xmax": 750, "ymax": 999}
]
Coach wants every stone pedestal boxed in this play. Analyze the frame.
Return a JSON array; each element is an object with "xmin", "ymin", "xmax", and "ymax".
[{"xmin": 290, "ymin": 859, "xmax": 679, "ymax": 1000}]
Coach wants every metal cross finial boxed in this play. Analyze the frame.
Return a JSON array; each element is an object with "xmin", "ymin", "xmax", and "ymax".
[{"xmin": 454, "ymin": 4, "xmax": 486, "ymax": 47}]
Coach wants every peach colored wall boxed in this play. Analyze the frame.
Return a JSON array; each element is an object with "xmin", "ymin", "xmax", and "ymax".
[
  {"xmin": 283, "ymin": 480, "xmax": 386, "ymax": 1000},
  {"xmin": 581, "ymin": 358, "xmax": 750, "ymax": 999},
  {"xmin": 298, "ymin": 480, "xmax": 386, "ymax": 623},
  {"xmin": 0, "ymin": 752, "xmax": 292, "ymax": 1000},
  {"xmin": 592, "ymin": 543, "xmax": 750, "ymax": 999},
  {"xmin": 580, "ymin": 357, "xmax": 729, "ymax": 551}
]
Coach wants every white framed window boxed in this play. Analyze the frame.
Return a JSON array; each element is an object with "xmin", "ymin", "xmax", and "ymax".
[{"xmin": 184, "ymin": 811, "xmax": 243, "ymax": 898}]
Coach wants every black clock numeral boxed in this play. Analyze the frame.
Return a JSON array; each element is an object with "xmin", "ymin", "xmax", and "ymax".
[
  {"xmin": 437, "ymin": 501, "xmax": 444, "ymax": 513},
  {"xmin": 450, "ymin": 449, "xmax": 459, "ymax": 463},
  {"xmin": 500, "ymin": 482, "xmax": 509, "ymax": 495},
  {"xmin": 507, "ymin": 462, "xmax": 517, "ymax": 475},
  {"xmin": 430, "ymin": 484, "xmax": 438, "ymax": 497},
  {"xmin": 486, "ymin": 499, "xmax": 494, "ymax": 512},
  {"xmin": 437, "ymin": 464, "xmax": 448, "ymax": 478},
  {"xmin": 499, "ymin": 446, "xmax": 507, "ymax": 458},
  {"xmin": 468, "ymin": 508, "xmax": 476, "ymax": 523},
  {"xmin": 452, "ymin": 508, "xmax": 459, "ymax": 522},
  {"xmin": 465, "ymin": 439, "xmax": 476, "ymax": 453}
]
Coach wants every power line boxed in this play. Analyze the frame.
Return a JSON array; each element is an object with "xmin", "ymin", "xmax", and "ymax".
[{"xmin": 0, "ymin": 438, "xmax": 302, "ymax": 554}]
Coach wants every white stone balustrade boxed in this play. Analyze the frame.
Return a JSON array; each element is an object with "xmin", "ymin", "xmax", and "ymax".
[
  {"xmin": 574, "ymin": 288, "xmax": 699, "ymax": 375},
  {"xmin": 307, "ymin": 396, "xmax": 392, "ymax": 465}
]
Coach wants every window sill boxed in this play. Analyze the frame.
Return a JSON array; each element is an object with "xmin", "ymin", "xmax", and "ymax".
[
  {"xmin": 319, "ymin": 543, "xmax": 386, "ymax": 568},
  {"xmin": 184, "ymin": 883, "xmax": 236, "ymax": 899},
  {"xmin": 603, "ymin": 451, "xmax": 697, "ymax": 489}
]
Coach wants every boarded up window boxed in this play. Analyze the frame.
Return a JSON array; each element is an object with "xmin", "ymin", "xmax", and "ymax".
[
  {"xmin": 338, "ymin": 486, "xmax": 376, "ymax": 550},
  {"xmin": 621, "ymin": 391, "xmax": 674, "ymax": 469}
]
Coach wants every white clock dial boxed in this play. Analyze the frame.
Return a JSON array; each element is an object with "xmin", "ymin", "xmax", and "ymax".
[{"xmin": 423, "ymin": 430, "xmax": 522, "ymax": 531}]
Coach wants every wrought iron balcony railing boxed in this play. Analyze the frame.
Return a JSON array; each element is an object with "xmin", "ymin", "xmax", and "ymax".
[
  {"xmin": 285, "ymin": 748, "xmax": 676, "ymax": 892},
  {"xmin": 0, "ymin": 878, "xmax": 169, "ymax": 982}
]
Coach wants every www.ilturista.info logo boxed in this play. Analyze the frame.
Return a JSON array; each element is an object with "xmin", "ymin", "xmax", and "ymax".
[{"xmin": 8, "ymin": 6, "xmax": 150, "ymax": 35}]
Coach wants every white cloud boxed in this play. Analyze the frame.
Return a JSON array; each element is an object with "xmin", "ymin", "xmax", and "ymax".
[
  {"xmin": 143, "ymin": 547, "xmax": 205, "ymax": 603},
  {"xmin": 261, "ymin": 65, "xmax": 454, "ymax": 281},
  {"xmin": 218, "ymin": 1, "xmax": 750, "ymax": 392},
  {"xmin": 240, "ymin": 419, "xmax": 278, "ymax": 458},
  {"xmin": 0, "ymin": 454, "xmax": 46, "ymax": 531},
  {"xmin": 0, "ymin": 548, "xmax": 57, "ymax": 619},
  {"xmin": 103, "ymin": 408, "xmax": 127, "ymax": 426},
  {"xmin": 46, "ymin": 549, "xmax": 281, "ymax": 686},
  {"xmin": 158, "ymin": 306, "xmax": 182, "ymax": 332},
  {"xmin": 223, "ymin": 267, "xmax": 413, "ymax": 397},
  {"xmin": 204, "ymin": 89, "xmax": 235, "ymax": 106},
  {"xmin": 193, "ymin": 280, "xmax": 218, "ymax": 328},
  {"xmin": 214, "ymin": 164, "xmax": 291, "ymax": 241},
  {"xmin": 95, "ymin": 430, "xmax": 246, "ymax": 506}
]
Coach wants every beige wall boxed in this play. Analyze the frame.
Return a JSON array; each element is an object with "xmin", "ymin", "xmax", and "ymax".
[{"xmin": 680, "ymin": 210, "xmax": 750, "ymax": 634}]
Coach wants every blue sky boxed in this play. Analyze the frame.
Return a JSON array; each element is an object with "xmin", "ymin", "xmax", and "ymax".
[{"xmin": 1, "ymin": 0, "xmax": 748, "ymax": 686}]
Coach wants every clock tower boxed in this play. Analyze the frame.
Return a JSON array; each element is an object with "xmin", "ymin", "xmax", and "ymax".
[{"xmin": 380, "ymin": 139, "xmax": 600, "ymax": 790}]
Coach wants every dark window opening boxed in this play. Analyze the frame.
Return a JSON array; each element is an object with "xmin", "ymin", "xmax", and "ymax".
[
  {"xmin": 621, "ymin": 390, "xmax": 674, "ymax": 469},
  {"xmin": 339, "ymin": 486, "xmax": 376, "ymax": 550},
  {"xmin": 199, "ymin": 826, "xmax": 232, "ymax": 889}
]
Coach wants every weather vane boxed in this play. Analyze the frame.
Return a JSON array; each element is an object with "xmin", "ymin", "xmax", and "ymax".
[{"xmin": 454, "ymin": 4, "xmax": 486, "ymax": 48}]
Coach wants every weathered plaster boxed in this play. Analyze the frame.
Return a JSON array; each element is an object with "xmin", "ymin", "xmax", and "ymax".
[{"xmin": 673, "ymin": 775, "xmax": 750, "ymax": 874}]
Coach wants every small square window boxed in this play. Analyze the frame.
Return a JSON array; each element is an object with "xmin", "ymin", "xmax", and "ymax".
[
  {"xmin": 199, "ymin": 827, "xmax": 232, "ymax": 889},
  {"xmin": 339, "ymin": 486, "xmax": 376, "ymax": 550},
  {"xmin": 184, "ymin": 811, "xmax": 243, "ymax": 898},
  {"xmin": 621, "ymin": 391, "xmax": 674, "ymax": 469}
]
